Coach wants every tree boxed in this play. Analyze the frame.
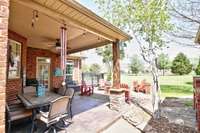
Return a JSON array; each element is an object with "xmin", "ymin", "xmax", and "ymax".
[
  {"xmin": 167, "ymin": 0, "xmax": 200, "ymax": 48},
  {"xmin": 94, "ymin": 0, "xmax": 172, "ymax": 118},
  {"xmin": 195, "ymin": 59, "xmax": 200, "ymax": 75},
  {"xmin": 157, "ymin": 53, "xmax": 171, "ymax": 76},
  {"xmin": 129, "ymin": 55, "xmax": 143, "ymax": 75},
  {"xmin": 89, "ymin": 63, "xmax": 101, "ymax": 74},
  {"xmin": 96, "ymin": 43, "xmax": 126, "ymax": 81},
  {"xmin": 82, "ymin": 64, "xmax": 90, "ymax": 73},
  {"xmin": 171, "ymin": 53, "xmax": 192, "ymax": 75}
]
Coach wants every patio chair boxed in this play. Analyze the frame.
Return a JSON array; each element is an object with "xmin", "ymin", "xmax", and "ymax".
[
  {"xmin": 80, "ymin": 81, "xmax": 94, "ymax": 96},
  {"xmin": 64, "ymin": 88, "xmax": 75, "ymax": 120},
  {"xmin": 6, "ymin": 102, "xmax": 32, "ymax": 133},
  {"xmin": 138, "ymin": 80, "xmax": 151, "ymax": 94},
  {"xmin": 99, "ymin": 79, "xmax": 105, "ymax": 90},
  {"xmin": 132, "ymin": 81, "xmax": 139, "ymax": 92},
  {"xmin": 57, "ymin": 85, "xmax": 67, "ymax": 96},
  {"xmin": 37, "ymin": 96, "xmax": 70, "ymax": 133},
  {"xmin": 23, "ymin": 86, "xmax": 36, "ymax": 94},
  {"xmin": 120, "ymin": 83, "xmax": 130, "ymax": 103},
  {"xmin": 104, "ymin": 81, "xmax": 111, "ymax": 93}
]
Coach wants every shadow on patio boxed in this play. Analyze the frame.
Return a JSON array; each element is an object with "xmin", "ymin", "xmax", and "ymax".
[{"xmin": 10, "ymin": 92, "xmax": 119, "ymax": 133}]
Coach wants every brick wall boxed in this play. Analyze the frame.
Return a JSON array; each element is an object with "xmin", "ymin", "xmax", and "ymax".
[
  {"xmin": 26, "ymin": 48, "xmax": 82, "ymax": 88},
  {"xmin": 193, "ymin": 77, "xmax": 200, "ymax": 131},
  {"xmin": 0, "ymin": 0, "xmax": 9, "ymax": 132},
  {"xmin": 26, "ymin": 47, "xmax": 63, "ymax": 89},
  {"xmin": 6, "ymin": 30, "xmax": 27, "ymax": 102}
]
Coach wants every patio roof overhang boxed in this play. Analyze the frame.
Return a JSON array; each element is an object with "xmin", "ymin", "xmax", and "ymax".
[
  {"xmin": 9, "ymin": 0, "xmax": 131, "ymax": 54},
  {"xmin": 195, "ymin": 26, "xmax": 200, "ymax": 44}
]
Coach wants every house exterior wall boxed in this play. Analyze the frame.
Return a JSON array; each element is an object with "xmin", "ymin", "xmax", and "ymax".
[
  {"xmin": 6, "ymin": 30, "xmax": 27, "ymax": 102},
  {"xmin": 26, "ymin": 47, "xmax": 63, "ymax": 89},
  {"xmin": 6, "ymin": 32, "xmax": 82, "ymax": 103},
  {"xmin": 0, "ymin": 0, "xmax": 9, "ymax": 132},
  {"xmin": 26, "ymin": 48, "xmax": 82, "ymax": 87}
]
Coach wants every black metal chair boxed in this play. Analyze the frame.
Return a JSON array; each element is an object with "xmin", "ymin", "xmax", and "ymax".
[
  {"xmin": 36, "ymin": 96, "xmax": 70, "ymax": 133},
  {"xmin": 64, "ymin": 88, "xmax": 75, "ymax": 120},
  {"xmin": 57, "ymin": 85, "xmax": 66, "ymax": 96},
  {"xmin": 6, "ymin": 101, "xmax": 32, "ymax": 133}
]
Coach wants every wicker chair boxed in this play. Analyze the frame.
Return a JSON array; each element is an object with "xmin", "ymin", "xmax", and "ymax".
[
  {"xmin": 57, "ymin": 86, "xmax": 75, "ymax": 120},
  {"xmin": 37, "ymin": 96, "xmax": 70, "ymax": 133}
]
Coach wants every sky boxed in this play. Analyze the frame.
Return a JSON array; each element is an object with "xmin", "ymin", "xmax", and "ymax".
[{"xmin": 77, "ymin": 0, "xmax": 200, "ymax": 69}]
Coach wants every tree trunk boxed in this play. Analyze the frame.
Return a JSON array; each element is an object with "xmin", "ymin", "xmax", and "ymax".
[
  {"xmin": 106, "ymin": 61, "xmax": 112, "ymax": 81},
  {"xmin": 151, "ymin": 59, "xmax": 161, "ymax": 119},
  {"xmin": 162, "ymin": 69, "xmax": 165, "ymax": 76}
]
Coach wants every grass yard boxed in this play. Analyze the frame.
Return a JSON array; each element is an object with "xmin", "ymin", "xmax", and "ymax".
[{"xmin": 121, "ymin": 74, "xmax": 193, "ymax": 98}]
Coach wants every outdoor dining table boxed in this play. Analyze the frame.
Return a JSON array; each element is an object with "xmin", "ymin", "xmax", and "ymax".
[{"xmin": 17, "ymin": 91, "xmax": 62, "ymax": 133}]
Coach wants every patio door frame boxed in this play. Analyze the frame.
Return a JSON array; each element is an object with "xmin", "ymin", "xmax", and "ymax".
[{"xmin": 36, "ymin": 57, "xmax": 51, "ymax": 90}]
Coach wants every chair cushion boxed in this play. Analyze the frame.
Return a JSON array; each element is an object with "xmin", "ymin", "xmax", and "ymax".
[
  {"xmin": 37, "ymin": 111, "xmax": 68, "ymax": 125},
  {"xmin": 10, "ymin": 109, "xmax": 32, "ymax": 121},
  {"xmin": 39, "ymin": 111, "xmax": 49, "ymax": 118},
  {"xmin": 9, "ymin": 103, "xmax": 24, "ymax": 112},
  {"xmin": 37, "ymin": 111, "xmax": 49, "ymax": 124}
]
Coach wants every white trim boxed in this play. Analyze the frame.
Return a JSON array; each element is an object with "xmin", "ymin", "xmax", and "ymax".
[
  {"xmin": 36, "ymin": 57, "xmax": 51, "ymax": 89},
  {"xmin": 8, "ymin": 39, "xmax": 22, "ymax": 79}
]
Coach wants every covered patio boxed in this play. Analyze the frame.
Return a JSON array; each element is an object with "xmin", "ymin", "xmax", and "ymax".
[
  {"xmin": 0, "ymin": 0, "xmax": 131, "ymax": 132},
  {"xmin": 10, "ymin": 93, "xmax": 121, "ymax": 133}
]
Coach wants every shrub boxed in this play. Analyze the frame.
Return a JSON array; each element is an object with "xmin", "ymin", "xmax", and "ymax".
[
  {"xmin": 171, "ymin": 53, "xmax": 192, "ymax": 75},
  {"xmin": 195, "ymin": 59, "xmax": 200, "ymax": 75}
]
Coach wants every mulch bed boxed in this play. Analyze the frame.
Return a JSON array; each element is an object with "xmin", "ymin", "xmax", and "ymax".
[
  {"xmin": 144, "ymin": 116, "xmax": 197, "ymax": 133},
  {"xmin": 161, "ymin": 97, "xmax": 191, "ymax": 107},
  {"xmin": 144, "ymin": 97, "xmax": 197, "ymax": 133}
]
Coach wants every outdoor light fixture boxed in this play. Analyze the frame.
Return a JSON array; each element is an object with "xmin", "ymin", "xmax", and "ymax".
[
  {"xmin": 31, "ymin": 10, "xmax": 39, "ymax": 28},
  {"xmin": 82, "ymin": 30, "xmax": 86, "ymax": 36}
]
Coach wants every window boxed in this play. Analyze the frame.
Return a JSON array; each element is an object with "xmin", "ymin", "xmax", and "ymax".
[
  {"xmin": 66, "ymin": 60, "xmax": 74, "ymax": 81},
  {"xmin": 8, "ymin": 39, "xmax": 21, "ymax": 79}
]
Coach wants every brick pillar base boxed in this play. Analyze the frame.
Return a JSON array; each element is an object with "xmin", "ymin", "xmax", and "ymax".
[{"xmin": 109, "ymin": 89, "xmax": 126, "ymax": 112}]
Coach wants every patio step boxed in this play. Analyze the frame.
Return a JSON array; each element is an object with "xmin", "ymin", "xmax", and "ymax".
[
  {"xmin": 97, "ymin": 114, "xmax": 121, "ymax": 133},
  {"xmin": 66, "ymin": 103, "xmax": 121, "ymax": 133},
  {"xmin": 101, "ymin": 118, "xmax": 141, "ymax": 133}
]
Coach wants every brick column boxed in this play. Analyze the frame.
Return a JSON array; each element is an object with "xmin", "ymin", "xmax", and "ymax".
[
  {"xmin": 193, "ymin": 77, "xmax": 200, "ymax": 131},
  {"xmin": 196, "ymin": 92, "xmax": 200, "ymax": 131},
  {"xmin": 112, "ymin": 41, "xmax": 120, "ymax": 89},
  {"xmin": 0, "ymin": 0, "xmax": 9, "ymax": 132}
]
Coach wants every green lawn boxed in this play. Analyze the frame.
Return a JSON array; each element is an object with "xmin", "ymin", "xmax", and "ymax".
[{"xmin": 121, "ymin": 74, "xmax": 193, "ymax": 98}]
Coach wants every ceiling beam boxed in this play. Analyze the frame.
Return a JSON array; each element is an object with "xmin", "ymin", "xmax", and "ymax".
[
  {"xmin": 67, "ymin": 32, "xmax": 85, "ymax": 42},
  {"xmin": 68, "ymin": 40, "xmax": 111, "ymax": 54}
]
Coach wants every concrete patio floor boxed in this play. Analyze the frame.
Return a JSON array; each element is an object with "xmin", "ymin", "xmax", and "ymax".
[{"xmin": 10, "ymin": 92, "xmax": 120, "ymax": 133}]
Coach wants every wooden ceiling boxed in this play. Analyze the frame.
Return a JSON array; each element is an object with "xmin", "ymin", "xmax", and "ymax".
[{"xmin": 9, "ymin": 0, "xmax": 131, "ymax": 53}]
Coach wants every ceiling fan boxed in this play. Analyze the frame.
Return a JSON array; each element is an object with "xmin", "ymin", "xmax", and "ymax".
[{"xmin": 47, "ymin": 39, "xmax": 71, "ymax": 51}]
